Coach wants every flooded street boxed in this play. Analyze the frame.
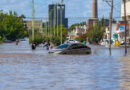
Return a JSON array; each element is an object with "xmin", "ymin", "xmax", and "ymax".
[{"xmin": 0, "ymin": 40, "xmax": 130, "ymax": 90}]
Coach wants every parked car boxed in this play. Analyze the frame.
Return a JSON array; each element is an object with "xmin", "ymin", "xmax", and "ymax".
[
  {"xmin": 100, "ymin": 39, "xmax": 114, "ymax": 45},
  {"xmin": 49, "ymin": 43, "xmax": 91, "ymax": 54},
  {"xmin": 19, "ymin": 38, "xmax": 26, "ymax": 41},
  {"xmin": 64, "ymin": 39, "xmax": 79, "ymax": 44},
  {"xmin": 5, "ymin": 40, "xmax": 13, "ymax": 43}
]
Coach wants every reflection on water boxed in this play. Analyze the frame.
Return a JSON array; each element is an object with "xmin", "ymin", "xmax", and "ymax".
[
  {"xmin": 0, "ymin": 40, "xmax": 130, "ymax": 90},
  {"xmin": 119, "ymin": 56, "xmax": 130, "ymax": 90}
]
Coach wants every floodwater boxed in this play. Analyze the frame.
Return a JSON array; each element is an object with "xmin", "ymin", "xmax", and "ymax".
[{"xmin": 0, "ymin": 39, "xmax": 130, "ymax": 90}]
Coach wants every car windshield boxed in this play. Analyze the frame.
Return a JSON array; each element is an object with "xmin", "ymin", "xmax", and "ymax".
[{"xmin": 56, "ymin": 44, "xmax": 69, "ymax": 49}]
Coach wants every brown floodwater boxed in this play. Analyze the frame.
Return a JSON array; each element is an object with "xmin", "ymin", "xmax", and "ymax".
[{"xmin": 0, "ymin": 39, "xmax": 130, "ymax": 90}]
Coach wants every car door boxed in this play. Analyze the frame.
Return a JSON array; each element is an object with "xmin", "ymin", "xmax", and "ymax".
[
  {"xmin": 67, "ymin": 44, "xmax": 82, "ymax": 54},
  {"xmin": 69, "ymin": 44, "xmax": 91, "ymax": 54}
]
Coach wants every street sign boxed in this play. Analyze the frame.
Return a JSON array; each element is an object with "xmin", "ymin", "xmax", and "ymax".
[
  {"xmin": 113, "ymin": 33, "xmax": 118, "ymax": 39},
  {"xmin": 120, "ymin": 25, "xmax": 125, "ymax": 31}
]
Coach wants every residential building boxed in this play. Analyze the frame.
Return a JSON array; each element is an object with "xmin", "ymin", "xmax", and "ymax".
[
  {"xmin": 25, "ymin": 20, "xmax": 43, "ymax": 32},
  {"xmin": 69, "ymin": 25, "xmax": 87, "ymax": 39},
  {"xmin": 105, "ymin": 22, "xmax": 118, "ymax": 40},
  {"xmin": 116, "ymin": 21, "xmax": 129, "ymax": 42},
  {"xmin": 121, "ymin": 0, "xmax": 130, "ymax": 39},
  {"xmin": 121, "ymin": 0, "xmax": 130, "ymax": 20}
]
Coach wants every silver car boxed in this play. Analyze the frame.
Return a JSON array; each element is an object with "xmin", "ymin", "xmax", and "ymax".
[{"xmin": 49, "ymin": 43, "xmax": 91, "ymax": 54}]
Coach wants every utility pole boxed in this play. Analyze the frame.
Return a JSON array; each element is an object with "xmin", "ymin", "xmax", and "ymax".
[
  {"xmin": 109, "ymin": 0, "xmax": 113, "ymax": 56},
  {"xmin": 103, "ymin": 0, "xmax": 113, "ymax": 56},
  {"xmin": 123, "ymin": 0, "xmax": 127, "ymax": 56},
  {"xmin": 32, "ymin": 0, "xmax": 35, "ymax": 41},
  {"xmin": 48, "ymin": 16, "xmax": 49, "ymax": 37},
  {"xmin": 60, "ymin": 6, "xmax": 63, "ymax": 45},
  {"xmin": 57, "ymin": 3, "xmax": 59, "ymax": 37},
  {"xmin": 45, "ymin": 17, "xmax": 48, "ymax": 36},
  {"xmin": 54, "ymin": 6, "xmax": 56, "ymax": 36},
  {"xmin": 60, "ymin": 0, "xmax": 63, "ymax": 45},
  {"xmin": 49, "ymin": 10, "xmax": 53, "ymax": 37}
]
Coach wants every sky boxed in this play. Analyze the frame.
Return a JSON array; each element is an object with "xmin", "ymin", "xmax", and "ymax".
[{"xmin": 0, "ymin": 0, "xmax": 121, "ymax": 24}]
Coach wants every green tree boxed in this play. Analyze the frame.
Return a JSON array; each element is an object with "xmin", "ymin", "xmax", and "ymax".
[
  {"xmin": 48, "ymin": 25, "xmax": 68, "ymax": 46},
  {"xmin": 88, "ymin": 21, "xmax": 105, "ymax": 44},
  {"xmin": 0, "ymin": 10, "xmax": 27, "ymax": 41}
]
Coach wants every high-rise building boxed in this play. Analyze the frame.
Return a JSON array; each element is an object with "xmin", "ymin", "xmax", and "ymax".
[
  {"xmin": 48, "ymin": 4, "xmax": 68, "ymax": 28},
  {"xmin": 92, "ymin": 0, "xmax": 98, "ymax": 18}
]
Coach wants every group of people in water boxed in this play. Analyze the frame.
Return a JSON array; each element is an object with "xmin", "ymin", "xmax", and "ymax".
[
  {"xmin": 31, "ymin": 40, "xmax": 53, "ymax": 50},
  {"xmin": 15, "ymin": 39, "xmax": 53, "ymax": 50}
]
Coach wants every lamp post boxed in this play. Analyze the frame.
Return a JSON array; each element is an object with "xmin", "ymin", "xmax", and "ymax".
[
  {"xmin": 45, "ymin": 17, "xmax": 48, "ymax": 36},
  {"xmin": 57, "ymin": 4, "xmax": 59, "ymax": 37},
  {"xmin": 54, "ymin": 6, "xmax": 56, "ymax": 36},
  {"xmin": 32, "ymin": 0, "xmax": 35, "ymax": 41},
  {"xmin": 60, "ymin": 0, "xmax": 64, "ymax": 45},
  {"xmin": 60, "ymin": 5, "xmax": 63, "ymax": 45}
]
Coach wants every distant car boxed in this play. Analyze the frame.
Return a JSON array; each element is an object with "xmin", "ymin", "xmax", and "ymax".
[
  {"xmin": 64, "ymin": 39, "xmax": 79, "ymax": 44},
  {"xmin": 49, "ymin": 43, "xmax": 91, "ymax": 54},
  {"xmin": 19, "ymin": 38, "xmax": 26, "ymax": 41},
  {"xmin": 100, "ymin": 39, "xmax": 114, "ymax": 45},
  {"xmin": 5, "ymin": 40, "xmax": 13, "ymax": 43}
]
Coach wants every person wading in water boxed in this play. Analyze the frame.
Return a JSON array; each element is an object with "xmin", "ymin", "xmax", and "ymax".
[{"xmin": 32, "ymin": 42, "xmax": 36, "ymax": 50}]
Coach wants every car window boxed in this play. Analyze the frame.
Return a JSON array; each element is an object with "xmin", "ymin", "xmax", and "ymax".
[
  {"xmin": 69, "ymin": 44, "xmax": 89, "ymax": 49},
  {"xmin": 56, "ymin": 44, "xmax": 69, "ymax": 49}
]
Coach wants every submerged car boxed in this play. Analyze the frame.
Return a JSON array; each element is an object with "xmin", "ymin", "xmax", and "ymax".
[{"xmin": 49, "ymin": 43, "xmax": 91, "ymax": 54}]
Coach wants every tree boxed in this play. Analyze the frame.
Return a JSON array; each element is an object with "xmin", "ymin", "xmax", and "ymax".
[
  {"xmin": 50, "ymin": 25, "xmax": 68, "ymax": 46},
  {"xmin": 0, "ymin": 10, "xmax": 27, "ymax": 41},
  {"xmin": 88, "ymin": 21, "xmax": 105, "ymax": 44}
]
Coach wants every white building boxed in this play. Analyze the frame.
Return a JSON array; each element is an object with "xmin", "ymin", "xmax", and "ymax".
[
  {"xmin": 121, "ymin": 0, "xmax": 130, "ymax": 41},
  {"xmin": 105, "ymin": 22, "xmax": 119, "ymax": 40},
  {"xmin": 69, "ymin": 25, "xmax": 87, "ymax": 39},
  {"xmin": 121, "ymin": 0, "xmax": 130, "ymax": 20}
]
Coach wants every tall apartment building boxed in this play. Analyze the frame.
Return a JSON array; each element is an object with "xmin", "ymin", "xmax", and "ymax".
[{"xmin": 48, "ymin": 4, "xmax": 68, "ymax": 28}]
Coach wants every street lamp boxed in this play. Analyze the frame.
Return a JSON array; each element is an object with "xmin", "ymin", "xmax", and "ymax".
[
  {"xmin": 32, "ymin": 0, "xmax": 35, "ymax": 41},
  {"xmin": 60, "ymin": 3, "xmax": 64, "ymax": 45},
  {"xmin": 54, "ymin": 5, "xmax": 56, "ymax": 36},
  {"xmin": 57, "ymin": 4, "xmax": 60, "ymax": 37}
]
